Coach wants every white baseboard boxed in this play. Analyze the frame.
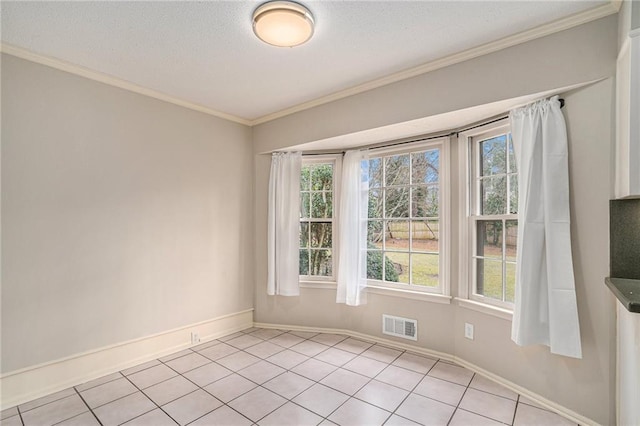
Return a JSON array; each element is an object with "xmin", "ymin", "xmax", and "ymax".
[
  {"xmin": 254, "ymin": 321, "xmax": 455, "ymax": 363},
  {"xmin": 255, "ymin": 321, "xmax": 599, "ymax": 426},
  {"xmin": 452, "ymin": 358, "xmax": 599, "ymax": 426},
  {"xmin": 1, "ymin": 309, "xmax": 253, "ymax": 409}
]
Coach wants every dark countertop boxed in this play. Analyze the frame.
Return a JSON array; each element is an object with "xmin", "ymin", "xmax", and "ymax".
[{"xmin": 605, "ymin": 277, "xmax": 640, "ymax": 313}]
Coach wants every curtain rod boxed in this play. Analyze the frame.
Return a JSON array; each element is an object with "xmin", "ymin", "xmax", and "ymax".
[
  {"xmin": 454, "ymin": 98, "xmax": 565, "ymax": 135},
  {"xmin": 303, "ymin": 98, "xmax": 564, "ymax": 156}
]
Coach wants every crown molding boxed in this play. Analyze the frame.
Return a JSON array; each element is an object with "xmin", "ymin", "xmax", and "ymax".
[
  {"xmin": 0, "ymin": 1, "xmax": 620, "ymax": 127},
  {"xmin": 250, "ymin": 0, "xmax": 620, "ymax": 125},
  {"xmin": 0, "ymin": 43, "xmax": 252, "ymax": 126}
]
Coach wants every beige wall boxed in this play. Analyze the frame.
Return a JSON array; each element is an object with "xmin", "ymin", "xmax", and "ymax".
[
  {"xmin": 253, "ymin": 16, "xmax": 618, "ymax": 425},
  {"xmin": 253, "ymin": 16, "xmax": 616, "ymax": 154},
  {"xmin": 1, "ymin": 54, "xmax": 254, "ymax": 372},
  {"xmin": 0, "ymin": 11, "xmax": 621, "ymax": 425}
]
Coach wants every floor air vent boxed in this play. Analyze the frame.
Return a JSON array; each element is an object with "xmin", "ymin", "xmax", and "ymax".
[{"xmin": 383, "ymin": 314, "xmax": 417, "ymax": 341}]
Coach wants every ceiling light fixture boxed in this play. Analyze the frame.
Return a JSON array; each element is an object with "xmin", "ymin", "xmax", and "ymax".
[{"xmin": 252, "ymin": 1, "xmax": 314, "ymax": 47}]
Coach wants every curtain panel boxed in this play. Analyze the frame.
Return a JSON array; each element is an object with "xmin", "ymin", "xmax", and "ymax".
[
  {"xmin": 510, "ymin": 96, "xmax": 582, "ymax": 358},
  {"xmin": 267, "ymin": 152, "xmax": 302, "ymax": 296},
  {"xmin": 336, "ymin": 150, "xmax": 369, "ymax": 306}
]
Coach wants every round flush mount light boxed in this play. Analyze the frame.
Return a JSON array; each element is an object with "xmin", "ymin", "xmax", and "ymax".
[{"xmin": 252, "ymin": 1, "xmax": 314, "ymax": 47}]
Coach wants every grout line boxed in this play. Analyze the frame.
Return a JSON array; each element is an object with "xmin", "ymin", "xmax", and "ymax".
[
  {"xmin": 71, "ymin": 388, "xmax": 103, "ymax": 426},
  {"xmin": 15, "ymin": 328, "xmax": 534, "ymax": 426},
  {"xmin": 157, "ymin": 348, "xmax": 196, "ymax": 364},
  {"xmin": 121, "ymin": 360, "xmax": 163, "ymax": 377},
  {"xmin": 74, "ymin": 372, "xmax": 124, "ymax": 394},
  {"xmin": 385, "ymin": 353, "xmax": 439, "ymax": 424},
  {"xmin": 444, "ymin": 371, "xmax": 517, "ymax": 426},
  {"xmin": 322, "ymin": 366, "xmax": 392, "ymax": 424},
  {"xmin": 120, "ymin": 369, "xmax": 180, "ymax": 426},
  {"xmin": 249, "ymin": 333, "xmax": 352, "ymax": 424},
  {"xmin": 512, "ymin": 395, "xmax": 521, "ymax": 425},
  {"xmin": 15, "ymin": 390, "xmax": 75, "ymax": 415},
  {"xmin": 248, "ymin": 387, "xmax": 288, "ymax": 424},
  {"xmin": 181, "ymin": 335, "xmax": 306, "ymax": 425},
  {"xmin": 447, "ymin": 372, "xmax": 474, "ymax": 425}
]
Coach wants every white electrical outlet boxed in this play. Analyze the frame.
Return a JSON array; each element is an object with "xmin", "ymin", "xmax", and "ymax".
[
  {"xmin": 464, "ymin": 323, "xmax": 474, "ymax": 340},
  {"xmin": 191, "ymin": 332, "xmax": 200, "ymax": 344}
]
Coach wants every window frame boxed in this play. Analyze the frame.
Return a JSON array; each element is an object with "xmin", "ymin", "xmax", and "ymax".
[
  {"xmin": 298, "ymin": 154, "xmax": 341, "ymax": 284},
  {"xmin": 365, "ymin": 138, "xmax": 450, "ymax": 297},
  {"xmin": 458, "ymin": 121, "xmax": 517, "ymax": 312}
]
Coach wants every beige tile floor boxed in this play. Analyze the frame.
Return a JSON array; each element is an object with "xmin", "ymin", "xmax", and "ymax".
[{"xmin": 1, "ymin": 328, "xmax": 577, "ymax": 426}]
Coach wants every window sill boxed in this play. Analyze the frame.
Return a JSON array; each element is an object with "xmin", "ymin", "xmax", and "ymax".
[
  {"xmin": 300, "ymin": 280, "xmax": 336, "ymax": 289},
  {"xmin": 366, "ymin": 285, "xmax": 452, "ymax": 304},
  {"xmin": 455, "ymin": 298, "xmax": 513, "ymax": 321}
]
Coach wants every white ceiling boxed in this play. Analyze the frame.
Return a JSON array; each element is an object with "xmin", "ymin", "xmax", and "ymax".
[{"xmin": 1, "ymin": 1, "xmax": 612, "ymax": 124}]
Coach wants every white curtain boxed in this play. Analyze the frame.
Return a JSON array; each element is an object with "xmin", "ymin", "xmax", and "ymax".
[
  {"xmin": 336, "ymin": 150, "xmax": 369, "ymax": 306},
  {"xmin": 267, "ymin": 152, "xmax": 302, "ymax": 296},
  {"xmin": 510, "ymin": 96, "xmax": 582, "ymax": 358}
]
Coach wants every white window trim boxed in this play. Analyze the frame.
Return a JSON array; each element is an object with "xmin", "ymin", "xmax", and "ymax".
[
  {"xmin": 300, "ymin": 280, "xmax": 337, "ymax": 289},
  {"xmin": 299, "ymin": 154, "xmax": 342, "ymax": 282},
  {"xmin": 367, "ymin": 284, "xmax": 452, "ymax": 304},
  {"xmin": 365, "ymin": 137, "xmax": 450, "ymax": 297},
  {"xmin": 454, "ymin": 297, "xmax": 513, "ymax": 320},
  {"xmin": 458, "ymin": 122, "xmax": 516, "ymax": 312}
]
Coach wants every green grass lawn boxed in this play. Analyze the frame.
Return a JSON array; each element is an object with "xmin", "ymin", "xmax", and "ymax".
[
  {"xmin": 479, "ymin": 259, "xmax": 515, "ymax": 303},
  {"xmin": 384, "ymin": 251, "xmax": 439, "ymax": 287},
  {"xmin": 379, "ymin": 239, "xmax": 515, "ymax": 302}
]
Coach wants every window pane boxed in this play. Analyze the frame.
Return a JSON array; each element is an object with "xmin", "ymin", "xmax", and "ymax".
[
  {"xmin": 508, "ymin": 136, "xmax": 516, "ymax": 173},
  {"xmin": 369, "ymin": 158, "xmax": 382, "ymax": 188},
  {"xmin": 505, "ymin": 220, "xmax": 518, "ymax": 261},
  {"xmin": 310, "ymin": 222, "xmax": 332, "ymax": 248},
  {"xmin": 300, "ymin": 166, "xmax": 310, "ymax": 191},
  {"xmin": 368, "ymin": 188, "xmax": 383, "ymax": 219},
  {"xmin": 480, "ymin": 135, "xmax": 507, "ymax": 176},
  {"xmin": 385, "ymin": 154, "xmax": 410, "ymax": 186},
  {"xmin": 412, "ymin": 185, "xmax": 439, "ymax": 217},
  {"xmin": 476, "ymin": 220, "xmax": 503, "ymax": 259},
  {"xmin": 385, "ymin": 187, "xmax": 409, "ymax": 217},
  {"xmin": 300, "ymin": 222, "xmax": 309, "ymax": 247},
  {"xmin": 506, "ymin": 262, "xmax": 516, "ymax": 303},
  {"xmin": 385, "ymin": 252, "xmax": 409, "ymax": 284},
  {"xmin": 411, "ymin": 150, "xmax": 439, "ymax": 184},
  {"xmin": 311, "ymin": 192, "xmax": 332, "ymax": 218},
  {"xmin": 311, "ymin": 164, "xmax": 333, "ymax": 190},
  {"xmin": 300, "ymin": 192, "xmax": 310, "ymax": 218},
  {"xmin": 411, "ymin": 220, "xmax": 439, "ymax": 252},
  {"xmin": 411, "ymin": 254, "xmax": 439, "ymax": 287},
  {"xmin": 481, "ymin": 176, "xmax": 507, "ymax": 215},
  {"xmin": 309, "ymin": 249, "xmax": 332, "ymax": 276},
  {"xmin": 367, "ymin": 251, "xmax": 402, "ymax": 282},
  {"xmin": 366, "ymin": 250, "xmax": 383, "ymax": 280},
  {"xmin": 476, "ymin": 258, "xmax": 503, "ymax": 300},
  {"xmin": 385, "ymin": 221, "xmax": 409, "ymax": 250},
  {"xmin": 509, "ymin": 175, "xmax": 518, "ymax": 214},
  {"xmin": 368, "ymin": 220, "xmax": 383, "ymax": 247},
  {"xmin": 299, "ymin": 249, "xmax": 309, "ymax": 275},
  {"xmin": 300, "ymin": 161, "xmax": 334, "ymax": 278}
]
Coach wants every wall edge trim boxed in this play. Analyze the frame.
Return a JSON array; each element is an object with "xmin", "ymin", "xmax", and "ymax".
[
  {"xmin": 1, "ymin": 0, "xmax": 618, "ymax": 128},
  {"xmin": 0, "ymin": 309, "xmax": 254, "ymax": 409},
  {"xmin": 0, "ymin": 43, "xmax": 252, "ymax": 126},
  {"xmin": 250, "ymin": 2, "xmax": 619, "ymax": 125},
  {"xmin": 453, "ymin": 358, "xmax": 601, "ymax": 426},
  {"xmin": 254, "ymin": 321, "xmax": 600, "ymax": 426}
]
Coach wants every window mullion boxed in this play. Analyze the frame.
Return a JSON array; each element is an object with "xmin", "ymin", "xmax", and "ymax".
[
  {"xmin": 382, "ymin": 160, "xmax": 387, "ymax": 281},
  {"xmin": 502, "ymin": 218, "xmax": 507, "ymax": 302}
]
